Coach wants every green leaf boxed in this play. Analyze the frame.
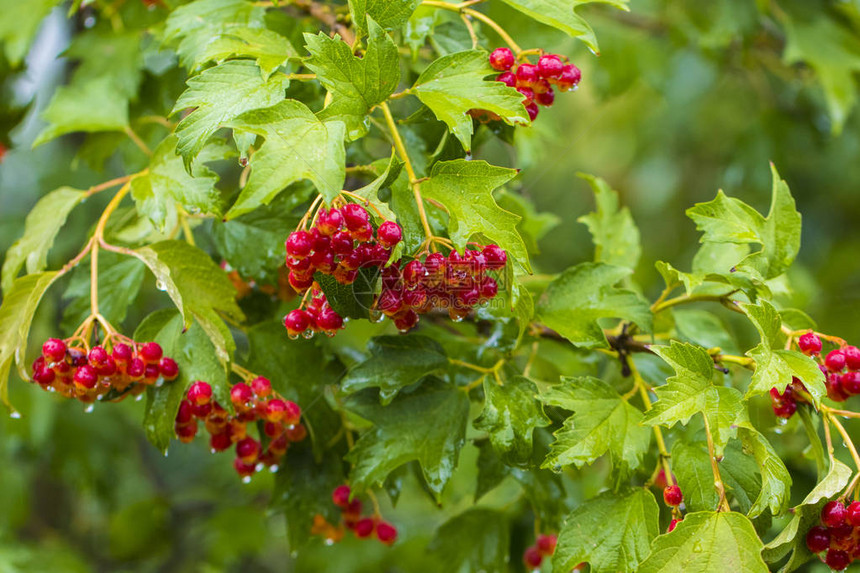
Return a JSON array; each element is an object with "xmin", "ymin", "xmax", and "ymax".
[
  {"xmin": 642, "ymin": 341, "xmax": 747, "ymax": 455},
  {"xmin": 420, "ymin": 159, "xmax": 530, "ymax": 273},
  {"xmin": 34, "ymin": 77, "xmax": 130, "ymax": 147},
  {"xmin": 340, "ymin": 335, "xmax": 448, "ymax": 404},
  {"xmin": 314, "ymin": 266, "xmax": 378, "ymax": 321},
  {"xmin": 655, "ymin": 261, "xmax": 704, "ymax": 297},
  {"xmin": 131, "ymin": 135, "xmax": 228, "ymax": 230},
  {"xmin": 782, "ymin": 9, "xmax": 860, "ymax": 134},
  {"xmin": 536, "ymin": 262, "xmax": 653, "ymax": 349},
  {"xmin": 349, "ymin": 0, "xmax": 420, "ymax": 34},
  {"xmin": 540, "ymin": 376, "xmax": 650, "ymax": 471},
  {"xmin": 133, "ymin": 240, "xmax": 242, "ymax": 363},
  {"xmin": 247, "ymin": 320, "xmax": 342, "ymax": 454},
  {"xmin": 303, "ymin": 18, "xmax": 400, "ymax": 139},
  {"xmin": 1, "ymin": 187, "xmax": 84, "ymax": 294},
  {"xmin": 224, "ymin": 100, "xmax": 346, "ymax": 217},
  {"xmin": 738, "ymin": 426, "xmax": 791, "ymax": 518},
  {"xmin": 64, "ymin": 31, "xmax": 143, "ymax": 100},
  {"xmin": 741, "ymin": 300, "xmax": 826, "ymax": 406},
  {"xmin": 135, "ymin": 309, "xmax": 230, "ymax": 453},
  {"xmin": 273, "ymin": 445, "xmax": 344, "ymax": 548},
  {"xmin": 495, "ymin": 190, "xmax": 560, "ymax": 255},
  {"xmin": 212, "ymin": 194, "xmax": 304, "ymax": 284},
  {"xmin": 0, "ymin": 272, "xmax": 57, "ymax": 410},
  {"xmin": 686, "ymin": 165, "xmax": 801, "ymax": 281},
  {"xmin": 61, "ymin": 253, "xmax": 146, "ymax": 333},
  {"xmin": 577, "ymin": 173, "xmax": 641, "ymax": 270},
  {"xmin": 673, "ymin": 309, "xmax": 739, "ymax": 355},
  {"xmin": 763, "ymin": 458, "xmax": 851, "ymax": 570},
  {"xmin": 428, "ymin": 508, "xmax": 509, "ymax": 573},
  {"xmin": 351, "ymin": 152, "xmax": 403, "ymax": 222},
  {"xmin": 498, "ymin": 0, "xmax": 629, "ymax": 54},
  {"xmin": 553, "ymin": 488, "xmax": 659, "ymax": 573},
  {"xmin": 670, "ymin": 440, "xmax": 719, "ymax": 512},
  {"xmin": 172, "ymin": 60, "xmax": 289, "ymax": 168},
  {"xmin": 412, "ymin": 50, "xmax": 528, "ymax": 151},
  {"xmin": 474, "ymin": 375, "xmax": 549, "ymax": 466},
  {"xmin": 345, "ymin": 380, "xmax": 469, "ymax": 501},
  {"xmin": 192, "ymin": 27, "xmax": 299, "ymax": 78},
  {"xmin": 0, "ymin": 0, "xmax": 61, "ymax": 66},
  {"xmin": 638, "ymin": 511, "xmax": 768, "ymax": 573}
]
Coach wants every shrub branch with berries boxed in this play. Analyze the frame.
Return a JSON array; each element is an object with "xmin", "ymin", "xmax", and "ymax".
[{"xmin": 1, "ymin": 0, "xmax": 857, "ymax": 571}]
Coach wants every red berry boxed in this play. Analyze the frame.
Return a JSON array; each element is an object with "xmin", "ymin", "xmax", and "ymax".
[
  {"xmin": 127, "ymin": 357, "xmax": 145, "ymax": 379},
  {"xmin": 844, "ymin": 346, "xmax": 860, "ymax": 370},
  {"xmin": 826, "ymin": 350, "xmax": 847, "ymax": 372},
  {"xmin": 310, "ymin": 249, "xmax": 336, "ymax": 273},
  {"xmin": 821, "ymin": 500, "xmax": 847, "ymax": 528},
  {"xmin": 479, "ymin": 277, "xmax": 498, "ymax": 300},
  {"xmin": 377, "ymin": 289, "xmax": 403, "ymax": 315},
  {"xmin": 332, "ymin": 485, "xmax": 351, "ymax": 508},
  {"xmin": 663, "ymin": 485, "xmax": 683, "ymax": 506},
  {"xmin": 355, "ymin": 518, "xmax": 375, "ymax": 538},
  {"xmin": 489, "ymin": 47, "xmax": 515, "ymax": 71},
  {"xmin": 88, "ymin": 345, "xmax": 109, "ymax": 364},
  {"xmin": 175, "ymin": 422, "xmax": 198, "ymax": 442},
  {"xmin": 848, "ymin": 501, "xmax": 860, "ymax": 526},
  {"xmin": 537, "ymin": 54, "xmax": 564, "ymax": 78},
  {"xmin": 288, "ymin": 271, "xmax": 314, "ymax": 292},
  {"xmin": 284, "ymin": 309, "xmax": 311, "ymax": 336},
  {"xmin": 33, "ymin": 366, "xmax": 55, "ymax": 385},
  {"xmin": 191, "ymin": 402, "xmax": 212, "ymax": 417},
  {"xmin": 330, "ymin": 231, "xmax": 354, "ymax": 255},
  {"xmin": 68, "ymin": 348, "xmax": 88, "ymax": 367},
  {"xmin": 144, "ymin": 363, "xmax": 161, "ymax": 381},
  {"xmin": 482, "ymin": 244, "xmax": 507, "ymax": 270},
  {"xmin": 376, "ymin": 221, "xmax": 402, "ymax": 248},
  {"xmin": 282, "ymin": 400, "xmax": 301, "ymax": 425},
  {"xmin": 286, "ymin": 424, "xmax": 307, "ymax": 441},
  {"xmin": 316, "ymin": 308, "xmax": 344, "ymax": 332},
  {"xmin": 111, "ymin": 343, "xmax": 133, "ymax": 364},
  {"xmin": 159, "ymin": 357, "xmax": 179, "ymax": 380},
  {"xmin": 772, "ymin": 399, "xmax": 797, "ymax": 419},
  {"xmin": 536, "ymin": 534, "xmax": 557, "ymax": 556},
  {"xmin": 42, "ymin": 338, "xmax": 67, "ymax": 361},
  {"xmin": 402, "ymin": 260, "xmax": 426, "ymax": 285},
  {"xmin": 95, "ymin": 356, "xmax": 117, "ymax": 377},
  {"xmin": 176, "ymin": 400, "xmax": 194, "ymax": 424},
  {"xmin": 667, "ymin": 518, "xmax": 680, "ymax": 533},
  {"xmin": 286, "ymin": 230, "xmax": 313, "ymax": 258},
  {"xmin": 496, "ymin": 72, "xmax": 516, "ymax": 87},
  {"xmin": 535, "ymin": 88, "xmax": 555, "ymax": 106},
  {"xmin": 342, "ymin": 204, "xmax": 370, "ymax": 231},
  {"xmin": 843, "ymin": 372, "xmax": 860, "ymax": 395},
  {"xmin": 805, "ymin": 525, "xmax": 831, "ymax": 553},
  {"xmin": 557, "ymin": 64, "xmax": 581, "ymax": 91},
  {"xmin": 250, "ymin": 376, "xmax": 272, "ymax": 397},
  {"xmin": 188, "ymin": 381, "xmax": 212, "ymax": 406},
  {"xmin": 230, "ymin": 383, "xmax": 254, "ymax": 408},
  {"xmin": 517, "ymin": 86, "xmax": 535, "ymax": 102},
  {"xmin": 265, "ymin": 398, "xmax": 288, "ymax": 422},
  {"xmin": 825, "ymin": 549, "xmax": 851, "ymax": 571},
  {"xmin": 316, "ymin": 208, "xmax": 344, "ymax": 235},
  {"xmin": 73, "ymin": 364, "xmax": 98, "ymax": 389},
  {"xmin": 523, "ymin": 546, "xmax": 543, "ymax": 568},
  {"xmin": 344, "ymin": 499, "xmax": 362, "ymax": 519},
  {"xmin": 140, "ymin": 342, "xmax": 163, "ymax": 364},
  {"xmin": 210, "ymin": 432, "xmax": 232, "ymax": 452},
  {"xmin": 236, "ymin": 437, "xmax": 261, "ymax": 463},
  {"xmin": 516, "ymin": 63, "xmax": 539, "ymax": 84},
  {"xmin": 376, "ymin": 521, "xmax": 397, "ymax": 545},
  {"xmin": 798, "ymin": 332, "xmax": 822, "ymax": 355},
  {"xmin": 393, "ymin": 309, "xmax": 419, "ymax": 332},
  {"xmin": 233, "ymin": 457, "xmax": 256, "ymax": 478}
]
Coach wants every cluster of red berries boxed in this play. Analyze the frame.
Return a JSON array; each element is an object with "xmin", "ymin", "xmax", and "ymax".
[
  {"xmin": 805, "ymin": 499, "xmax": 860, "ymax": 570},
  {"xmin": 313, "ymin": 485, "xmax": 397, "ymax": 545},
  {"xmin": 174, "ymin": 378, "xmax": 306, "ymax": 481},
  {"xmin": 284, "ymin": 204, "xmax": 402, "ymax": 293},
  {"xmin": 523, "ymin": 534, "xmax": 558, "ymax": 570},
  {"xmin": 283, "ymin": 289, "xmax": 344, "ymax": 339},
  {"xmin": 489, "ymin": 48, "xmax": 581, "ymax": 121},
  {"xmin": 31, "ymin": 338, "xmax": 177, "ymax": 403},
  {"xmin": 770, "ymin": 333, "xmax": 860, "ymax": 418},
  {"xmin": 377, "ymin": 244, "xmax": 506, "ymax": 332}
]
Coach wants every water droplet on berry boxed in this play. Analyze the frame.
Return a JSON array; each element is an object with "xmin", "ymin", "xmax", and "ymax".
[
  {"xmin": 325, "ymin": 332, "xmax": 336, "ymax": 338},
  {"xmin": 84, "ymin": 404, "xmax": 95, "ymax": 413},
  {"xmin": 269, "ymin": 464, "xmax": 279, "ymax": 473},
  {"xmin": 288, "ymin": 333, "xmax": 299, "ymax": 340},
  {"xmin": 301, "ymin": 329, "xmax": 314, "ymax": 340},
  {"xmin": 451, "ymin": 315, "xmax": 464, "ymax": 323},
  {"xmin": 242, "ymin": 476, "xmax": 252, "ymax": 484},
  {"xmin": 369, "ymin": 310, "xmax": 384, "ymax": 323},
  {"xmin": 324, "ymin": 538, "xmax": 334, "ymax": 546},
  {"xmin": 135, "ymin": 394, "xmax": 143, "ymax": 402},
  {"xmin": 9, "ymin": 410, "xmax": 21, "ymax": 419}
]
